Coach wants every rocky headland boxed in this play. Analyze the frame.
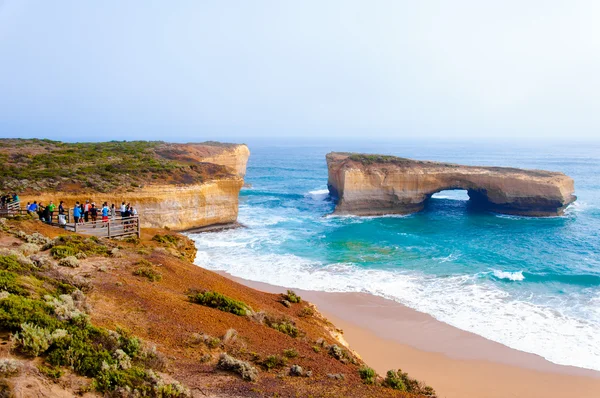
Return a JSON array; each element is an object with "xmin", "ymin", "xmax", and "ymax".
[
  {"xmin": 327, "ymin": 152, "xmax": 576, "ymax": 217},
  {"xmin": 0, "ymin": 139, "xmax": 250, "ymax": 230}
]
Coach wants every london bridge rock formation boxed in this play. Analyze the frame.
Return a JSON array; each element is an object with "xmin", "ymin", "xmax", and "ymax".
[{"xmin": 326, "ymin": 153, "xmax": 576, "ymax": 217}]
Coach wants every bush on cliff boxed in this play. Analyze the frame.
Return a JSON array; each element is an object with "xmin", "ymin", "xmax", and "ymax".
[{"xmin": 188, "ymin": 291, "xmax": 251, "ymax": 316}]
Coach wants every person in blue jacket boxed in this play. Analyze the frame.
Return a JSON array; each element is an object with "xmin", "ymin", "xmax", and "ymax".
[{"xmin": 73, "ymin": 201, "xmax": 82, "ymax": 224}]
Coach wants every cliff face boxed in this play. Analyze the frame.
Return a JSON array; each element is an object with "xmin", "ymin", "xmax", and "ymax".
[
  {"xmin": 13, "ymin": 141, "xmax": 250, "ymax": 230},
  {"xmin": 155, "ymin": 142, "xmax": 250, "ymax": 177},
  {"xmin": 327, "ymin": 153, "xmax": 576, "ymax": 217},
  {"xmin": 22, "ymin": 178, "xmax": 243, "ymax": 230}
]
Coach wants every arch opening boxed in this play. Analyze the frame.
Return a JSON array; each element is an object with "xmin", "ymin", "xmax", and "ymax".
[{"xmin": 424, "ymin": 188, "xmax": 493, "ymax": 213}]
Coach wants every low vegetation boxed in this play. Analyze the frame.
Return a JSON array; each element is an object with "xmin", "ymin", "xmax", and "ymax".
[
  {"xmin": 0, "ymin": 139, "xmax": 232, "ymax": 193},
  {"xmin": 358, "ymin": 366, "xmax": 376, "ymax": 385},
  {"xmin": 217, "ymin": 353, "xmax": 259, "ymax": 382},
  {"xmin": 133, "ymin": 260, "xmax": 163, "ymax": 282},
  {"xmin": 264, "ymin": 316, "xmax": 301, "ymax": 338},
  {"xmin": 384, "ymin": 369, "xmax": 436, "ymax": 395},
  {"xmin": 188, "ymin": 291, "xmax": 251, "ymax": 316},
  {"xmin": 282, "ymin": 289, "xmax": 301, "ymax": 303},
  {"xmin": 0, "ymin": 265, "xmax": 188, "ymax": 396}
]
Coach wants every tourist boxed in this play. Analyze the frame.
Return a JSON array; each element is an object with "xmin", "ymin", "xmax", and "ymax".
[
  {"xmin": 84, "ymin": 200, "xmax": 91, "ymax": 222},
  {"xmin": 58, "ymin": 201, "xmax": 65, "ymax": 215},
  {"xmin": 102, "ymin": 203, "xmax": 109, "ymax": 226},
  {"xmin": 73, "ymin": 202, "xmax": 81, "ymax": 224},
  {"xmin": 37, "ymin": 202, "xmax": 44, "ymax": 222},
  {"xmin": 110, "ymin": 203, "xmax": 116, "ymax": 221},
  {"xmin": 12, "ymin": 193, "xmax": 19, "ymax": 203},
  {"xmin": 28, "ymin": 201, "xmax": 38, "ymax": 214},
  {"xmin": 90, "ymin": 203, "xmax": 98, "ymax": 224},
  {"xmin": 131, "ymin": 206, "xmax": 138, "ymax": 217},
  {"xmin": 120, "ymin": 202, "xmax": 126, "ymax": 217},
  {"xmin": 42, "ymin": 204, "xmax": 51, "ymax": 224},
  {"xmin": 47, "ymin": 201, "xmax": 56, "ymax": 223}
]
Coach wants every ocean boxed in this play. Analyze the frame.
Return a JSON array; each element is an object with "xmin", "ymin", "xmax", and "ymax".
[{"xmin": 188, "ymin": 140, "xmax": 600, "ymax": 372}]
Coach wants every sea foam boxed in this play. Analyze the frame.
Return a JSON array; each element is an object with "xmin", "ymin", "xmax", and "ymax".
[
  {"xmin": 492, "ymin": 270, "xmax": 525, "ymax": 281},
  {"xmin": 187, "ymin": 225, "xmax": 600, "ymax": 372}
]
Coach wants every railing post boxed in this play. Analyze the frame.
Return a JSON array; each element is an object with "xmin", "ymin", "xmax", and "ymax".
[
  {"xmin": 74, "ymin": 222, "xmax": 77, "ymax": 233},
  {"xmin": 137, "ymin": 217, "xmax": 140, "ymax": 238},
  {"xmin": 107, "ymin": 221, "xmax": 111, "ymax": 238}
]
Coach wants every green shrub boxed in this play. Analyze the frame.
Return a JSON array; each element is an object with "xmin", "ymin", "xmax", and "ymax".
[
  {"xmin": 50, "ymin": 235, "xmax": 109, "ymax": 258},
  {"xmin": 282, "ymin": 348, "xmax": 298, "ymax": 358},
  {"xmin": 50, "ymin": 245, "xmax": 77, "ymax": 259},
  {"xmin": 152, "ymin": 234, "xmax": 179, "ymax": 246},
  {"xmin": 267, "ymin": 320, "xmax": 300, "ymax": 338},
  {"xmin": 38, "ymin": 364, "xmax": 63, "ymax": 379},
  {"xmin": 0, "ymin": 255, "xmax": 30, "ymax": 272},
  {"xmin": 0, "ymin": 270, "xmax": 27, "ymax": 295},
  {"xmin": 384, "ymin": 369, "xmax": 406, "ymax": 391},
  {"xmin": 358, "ymin": 366, "xmax": 376, "ymax": 385},
  {"xmin": 298, "ymin": 307, "xmax": 314, "ymax": 317},
  {"xmin": 12, "ymin": 322, "xmax": 54, "ymax": 356},
  {"xmin": 261, "ymin": 355, "xmax": 286, "ymax": 370},
  {"xmin": 188, "ymin": 291, "xmax": 250, "ymax": 316},
  {"xmin": 133, "ymin": 266, "xmax": 162, "ymax": 282},
  {"xmin": 383, "ymin": 368, "xmax": 436, "ymax": 395},
  {"xmin": 282, "ymin": 290, "xmax": 301, "ymax": 304}
]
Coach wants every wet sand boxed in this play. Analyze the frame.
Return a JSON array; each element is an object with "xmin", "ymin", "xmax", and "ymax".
[{"xmin": 219, "ymin": 272, "xmax": 600, "ymax": 398}]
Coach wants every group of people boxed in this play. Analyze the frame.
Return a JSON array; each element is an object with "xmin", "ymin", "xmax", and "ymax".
[
  {"xmin": 25, "ymin": 199, "xmax": 138, "ymax": 226},
  {"xmin": 26, "ymin": 200, "xmax": 65, "ymax": 223},
  {"xmin": 72, "ymin": 201, "xmax": 138, "ymax": 226},
  {"xmin": 0, "ymin": 193, "xmax": 19, "ymax": 209}
]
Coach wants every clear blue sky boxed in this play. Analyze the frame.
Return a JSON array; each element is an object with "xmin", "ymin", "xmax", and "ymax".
[{"xmin": 1, "ymin": 1, "xmax": 599, "ymax": 142}]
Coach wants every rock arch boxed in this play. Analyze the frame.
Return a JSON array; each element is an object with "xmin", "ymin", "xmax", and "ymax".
[{"xmin": 326, "ymin": 153, "xmax": 576, "ymax": 217}]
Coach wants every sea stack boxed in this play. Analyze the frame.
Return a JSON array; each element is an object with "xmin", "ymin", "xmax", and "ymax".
[{"xmin": 326, "ymin": 152, "xmax": 576, "ymax": 217}]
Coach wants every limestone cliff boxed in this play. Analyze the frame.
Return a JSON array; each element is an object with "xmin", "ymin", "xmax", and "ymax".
[
  {"xmin": 22, "ymin": 178, "xmax": 243, "ymax": 230},
  {"xmin": 155, "ymin": 142, "xmax": 250, "ymax": 177},
  {"xmin": 4, "ymin": 140, "xmax": 250, "ymax": 230},
  {"xmin": 327, "ymin": 153, "xmax": 576, "ymax": 217}
]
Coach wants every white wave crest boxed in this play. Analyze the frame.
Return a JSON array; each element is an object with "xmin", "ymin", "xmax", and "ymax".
[
  {"xmin": 493, "ymin": 270, "xmax": 525, "ymax": 281},
  {"xmin": 187, "ymin": 229, "xmax": 600, "ymax": 372},
  {"xmin": 306, "ymin": 189, "xmax": 330, "ymax": 201}
]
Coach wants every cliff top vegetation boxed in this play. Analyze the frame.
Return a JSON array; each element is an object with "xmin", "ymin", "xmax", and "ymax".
[{"xmin": 0, "ymin": 139, "xmax": 237, "ymax": 194}]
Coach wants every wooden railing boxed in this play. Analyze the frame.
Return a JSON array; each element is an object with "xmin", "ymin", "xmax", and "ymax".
[
  {"xmin": 0, "ymin": 201, "xmax": 25, "ymax": 217},
  {"xmin": 64, "ymin": 216, "xmax": 140, "ymax": 239},
  {"xmin": 1, "ymin": 200, "xmax": 140, "ymax": 239}
]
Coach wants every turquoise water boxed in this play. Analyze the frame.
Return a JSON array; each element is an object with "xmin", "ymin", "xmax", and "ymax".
[{"xmin": 189, "ymin": 141, "xmax": 600, "ymax": 371}]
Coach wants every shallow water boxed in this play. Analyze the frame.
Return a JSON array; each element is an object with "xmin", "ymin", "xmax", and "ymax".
[{"xmin": 189, "ymin": 140, "xmax": 600, "ymax": 371}]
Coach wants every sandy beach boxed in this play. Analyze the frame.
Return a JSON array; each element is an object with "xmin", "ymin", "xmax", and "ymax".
[{"xmin": 220, "ymin": 272, "xmax": 600, "ymax": 398}]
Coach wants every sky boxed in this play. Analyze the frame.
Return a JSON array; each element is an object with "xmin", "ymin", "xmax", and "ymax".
[{"xmin": 0, "ymin": 1, "xmax": 599, "ymax": 142}]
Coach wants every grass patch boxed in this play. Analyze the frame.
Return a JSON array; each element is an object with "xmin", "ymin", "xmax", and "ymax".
[
  {"xmin": 0, "ymin": 254, "xmax": 32, "ymax": 272},
  {"xmin": 260, "ymin": 355, "xmax": 286, "ymax": 370},
  {"xmin": 0, "ymin": 270, "xmax": 28, "ymax": 295},
  {"xmin": 264, "ymin": 316, "xmax": 300, "ymax": 338},
  {"xmin": 298, "ymin": 307, "xmax": 314, "ymax": 317},
  {"xmin": 133, "ymin": 266, "xmax": 162, "ymax": 282},
  {"xmin": 188, "ymin": 291, "xmax": 250, "ymax": 316},
  {"xmin": 49, "ymin": 235, "xmax": 109, "ymax": 259},
  {"xmin": 152, "ymin": 234, "xmax": 179, "ymax": 246},
  {"xmin": 347, "ymin": 153, "xmax": 412, "ymax": 166},
  {"xmin": 282, "ymin": 348, "xmax": 298, "ymax": 358}
]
